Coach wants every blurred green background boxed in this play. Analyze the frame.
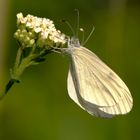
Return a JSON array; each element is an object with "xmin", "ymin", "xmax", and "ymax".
[{"xmin": 0, "ymin": 0, "xmax": 140, "ymax": 140}]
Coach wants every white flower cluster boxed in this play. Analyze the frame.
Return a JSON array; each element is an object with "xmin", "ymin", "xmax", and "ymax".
[{"xmin": 14, "ymin": 13, "xmax": 66, "ymax": 48}]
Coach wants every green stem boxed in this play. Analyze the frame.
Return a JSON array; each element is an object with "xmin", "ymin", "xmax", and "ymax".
[
  {"xmin": 0, "ymin": 47, "xmax": 37, "ymax": 100},
  {"xmin": 14, "ymin": 47, "xmax": 23, "ymax": 70},
  {"xmin": 0, "ymin": 79, "xmax": 19, "ymax": 100},
  {"xmin": 12, "ymin": 54, "xmax": 37, "ymax": 80},
  {"xmin": 0, "ymin": 46, "xmax": 53, "ymax": 100}
]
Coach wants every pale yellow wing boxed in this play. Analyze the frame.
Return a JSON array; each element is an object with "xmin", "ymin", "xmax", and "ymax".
[{"xmin": 67, "ymin": 46, "xmax": 133, "ymax": 117}]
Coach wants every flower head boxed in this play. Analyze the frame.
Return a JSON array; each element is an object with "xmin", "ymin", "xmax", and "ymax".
[{"xmin": 14, "ymin": 13, "xmax": 66, "ymax": 48}]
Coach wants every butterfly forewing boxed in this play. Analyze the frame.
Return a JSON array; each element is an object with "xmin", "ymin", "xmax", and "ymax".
[{"xmin": 66, "ymin": 46, "xmax": 133, "ymax": 117}]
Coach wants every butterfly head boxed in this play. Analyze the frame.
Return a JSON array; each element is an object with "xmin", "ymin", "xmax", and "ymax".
[{"xmin": 68, "ymin": 37, "xmax": 81, "ymax": 48}]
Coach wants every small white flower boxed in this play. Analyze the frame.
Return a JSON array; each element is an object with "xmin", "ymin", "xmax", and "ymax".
[
  {"xmin": 14, "ymin": 12, "xmax": 66, "ymax": 48},
  {"xmin": 26, "ymin": 22, "xmax": 32, "ymax": 27},
  {"xmin": 41, "ymin": 31, "xmax": 48, "ymax": 39},
  {"xmin": 34, "ymin": 27, "xmax": 42, "ymax": 33},
  {"xmin": 21, "ymin": 17, "xmax": 27, "ymax": 24},
  {"xmin": 17, "ymin": 13, "xmax": 23, "ymax": 19}
]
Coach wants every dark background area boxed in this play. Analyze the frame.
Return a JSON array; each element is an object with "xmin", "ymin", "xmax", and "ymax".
[{"xmin": 0, "ymin": 0, "xmax": 140, "ymax": 140}]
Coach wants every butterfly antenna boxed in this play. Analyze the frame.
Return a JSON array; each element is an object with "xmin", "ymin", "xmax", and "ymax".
[
  {"xmin": 75, "ymin": 9, "xmax": 80, "ymax": 38},
  {"xmin": 83, "ymin": 25, "xmax": 95, "ymax": 45},
  {"xmin": 80, "ymin": 28, "xmax": 85, "ymax": 45},
  {"xmin": 60, "ymin": 19, "xmax": 75, "ymax": 37}
]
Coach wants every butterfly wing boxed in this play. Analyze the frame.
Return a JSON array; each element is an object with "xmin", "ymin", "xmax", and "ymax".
[{"xmin": 67, "ymin": 46, "xmax": 133, "ymax": 117}]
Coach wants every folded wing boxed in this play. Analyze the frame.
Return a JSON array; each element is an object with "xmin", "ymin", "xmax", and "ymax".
[{"xmin": 67, "ymin": 47, "xmax": 133, "ymax": 117}]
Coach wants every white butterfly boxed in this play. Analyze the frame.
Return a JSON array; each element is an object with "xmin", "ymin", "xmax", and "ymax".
[{"xmin": 60, "ymin": 37, "xmax": 133, "ymax": 118}]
